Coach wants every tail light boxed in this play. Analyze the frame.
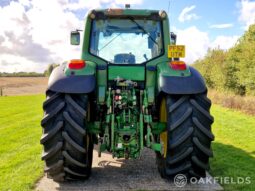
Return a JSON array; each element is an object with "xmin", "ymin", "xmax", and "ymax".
[
  {"xmin": 68, "ymin": 59, "xmax": 86, "ymax": 69},
  {"xmin": 169, "ymin": 61, "xmax": 187, "ymax": 70}
]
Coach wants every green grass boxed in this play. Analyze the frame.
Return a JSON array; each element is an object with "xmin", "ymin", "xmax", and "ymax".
[
  {"xmin": 0, "ymin": 95, "xmax": 44, "ymax": 191},
  {"xmin": 210, "ymin": 105, "xmax": 255, "ymax": 191},
  {"xmin": 0, "ymin": 95, "xmax": 254, "ymax": 191}
]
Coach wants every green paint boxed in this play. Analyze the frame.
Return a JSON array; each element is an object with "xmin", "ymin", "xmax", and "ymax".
[
  {"xmin": 157, "ymin": 61, "xmax": 191, "ymax": 77},
  {"xmin": 143, "ymin": 90, "xmax": 148, "ymax": 108},
  {"xmin": 97, "ymin": 69, "xmax": 107, "ymax": 86},
  {"xmin": 64, "ymin": 61, "xmax": 96, "ymax": 76},
  {"xmin": 108, "ymin": 66, "xmax": 145, "ymax": 81},
  {"xmin": 88, "ymin": 121, "xmax": 101, "ymax": 134},
  {"xmin": 146, "ymin": 124, "xmax": 151, "ymax": 147},
  {"xmin": 102, "ymin": 88, "xmax": 142, "ymax": 158},
  {"xmin": 151, "ymin": 122, "xmax": 167, "ymax": 134},
  {"xmin": 68, "ymin": 8, "xmax": 199, "ymax": 160},
  {"xmin": 111, "ymin": 114, "xmax": 115, "ymax": 151},
  {"xmin": 96, "ymin": 69, "xmax": 107, "ymax": 104},
  {"xmin": 147, "ymin": 87, "xmax": 155, "ymax": 103},
  {"xmin": 146, "ymin": 70, "xmax": 156, "ymax": 87},
  {"xmin": 151, "ymin": 143, "xmax": 162, "ymax": 152},
  {"xmin": 98, "ymin": 86, "xmax": 106, "ymax": 103},
  {"xmin": 139, "ymin": 113, "xmax": 144, "ymax": 151},
  {"xmin": 106, "ymin": 90, "xmax": 111, "ymax": 107}
]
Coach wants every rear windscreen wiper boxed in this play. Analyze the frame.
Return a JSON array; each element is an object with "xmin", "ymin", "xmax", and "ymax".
[{"xmin": 128, "ymin": 17, "xmax": 158, "ymax": 46}]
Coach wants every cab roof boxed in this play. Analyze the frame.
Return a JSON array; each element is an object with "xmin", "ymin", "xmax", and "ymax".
[{"xmin": 88, "ymin": 8, "xmax": 168, "ymax": 20}]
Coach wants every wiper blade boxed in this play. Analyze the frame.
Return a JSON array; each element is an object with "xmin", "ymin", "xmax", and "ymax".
[
  {"xmin": 128, "ymin": 17, "xmax": 158, "ymax": 46},
  {"xmin": 99, "ymin": 33, "xmax": 122, "ymax": 52}
]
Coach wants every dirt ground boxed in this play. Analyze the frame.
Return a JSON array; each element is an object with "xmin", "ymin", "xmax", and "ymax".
[
  {"xmin": 36, "ymin": 148, "xmax": 223, "ymax": 191},
  {"xmin": 0, "ymin": 77, "xmax": 48, "ymax": 96}
]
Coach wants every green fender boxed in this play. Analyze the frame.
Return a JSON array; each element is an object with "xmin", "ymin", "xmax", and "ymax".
[
  {"xmin": 157, "ymin": 62, "xmax": 207, "ymax": 94},
  {"xmin": 47, "ymin": 61, "xmax": 96, "ymax": 94}
]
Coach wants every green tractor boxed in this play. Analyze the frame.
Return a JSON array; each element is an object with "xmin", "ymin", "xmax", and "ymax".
[{"xmin": 41, "ymin": 6, "xmax": 214, "ymax": 182}]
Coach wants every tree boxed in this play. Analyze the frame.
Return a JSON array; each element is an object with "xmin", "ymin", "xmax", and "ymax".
[
  {"xmin": 193, "ymin": 23, "xmax": 255, "ymax": 96},
  {"xmin": 44, "ymin": 63, "xmax": 59, "ymax": 77}
]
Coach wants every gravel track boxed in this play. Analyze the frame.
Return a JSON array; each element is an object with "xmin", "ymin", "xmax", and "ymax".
[{"xmin": 36, "ymin": 148, "xmax": 223, "ymax": 191}]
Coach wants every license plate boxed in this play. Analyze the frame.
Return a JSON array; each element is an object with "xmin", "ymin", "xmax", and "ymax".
[{"xmin": 168, "ymin": 45, "xmax": 185, "ymax": 58}]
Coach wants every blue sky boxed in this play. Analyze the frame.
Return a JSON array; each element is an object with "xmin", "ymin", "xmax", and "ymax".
[
  {"xmin": 134, "ymin": 0, "xmax": 244, "ymax": 36},
  {"xmin": 0, "ymin": 0, "xmax": 255, "ymax": 72}
]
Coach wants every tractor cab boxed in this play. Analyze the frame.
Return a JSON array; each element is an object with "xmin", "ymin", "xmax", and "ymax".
[
  {"xmin": 70, "ymin": 7, "xmax": 174, "ymax": 92},
  {"xmin": 70, "ymin": 7, "xmax": 169, "ymax": 66},
  {"xmin": 89, "ymin": 16, "xmax": 163, "ymax": 64}
]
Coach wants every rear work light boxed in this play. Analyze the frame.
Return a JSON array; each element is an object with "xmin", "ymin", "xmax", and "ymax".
[
  {"xmin": 169, "ymin": 60, "xmax": 187, "ymax": 70},
  {"xmin": 68, "ymin": 59, "xmax": 86, "ymax": 69}
]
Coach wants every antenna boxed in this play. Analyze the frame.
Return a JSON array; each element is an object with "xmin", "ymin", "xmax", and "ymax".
[
  {"xmin": 168, "ymin": 0, "xmax": 171, "ymax": 33},
  {"xmin": 167, "ymin": 0, "xmax": 170, "ymax": 15}
]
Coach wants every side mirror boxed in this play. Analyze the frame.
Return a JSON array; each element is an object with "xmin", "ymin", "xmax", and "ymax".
[
  {"xmin": 170, "ymin": 32, "xmax": 177, "ymax": 45},
  {"xmin": 70, "ymin": 31, "xmax": 80, "ymax": 45}
]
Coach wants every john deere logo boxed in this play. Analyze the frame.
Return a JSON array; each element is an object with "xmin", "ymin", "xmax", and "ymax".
[{"xmin": 174, "ymin": 174, "xmax": 187, "ymax": 187}]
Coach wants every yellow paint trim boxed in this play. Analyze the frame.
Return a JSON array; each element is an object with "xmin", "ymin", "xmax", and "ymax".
[{"xmin": 159, "ymin": 98, "xmax": 167, "ymax": 158}]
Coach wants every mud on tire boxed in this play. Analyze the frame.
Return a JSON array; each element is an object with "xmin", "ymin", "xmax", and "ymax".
[
  {"xmin": 157, "ymin": 92, "xmax": 214, "ymax": 179},
  {"xmin": 41, "ymin": 90, "xmax": 93, "ymax": 181}
]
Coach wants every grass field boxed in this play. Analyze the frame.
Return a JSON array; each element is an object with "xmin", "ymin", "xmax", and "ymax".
[
  {"xmin": 210, "ymin": 105, "xmax": 255, "ymax": 191},
  {"xmin": 0, "ymin": 95, "xmax": 44, "ymax": 191},
  {"xmin": 0, "ymin": 95, "xmax": 254, "ymax": 191}
]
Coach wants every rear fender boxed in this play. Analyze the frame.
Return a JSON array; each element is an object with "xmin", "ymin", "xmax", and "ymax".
[
  {"xmin": 47, "ymin": 63, "xmax": 96, "ymax": 94},
  {"xmin": 158, "ymin": 66, "xmax": 207, "ymax": 94}
]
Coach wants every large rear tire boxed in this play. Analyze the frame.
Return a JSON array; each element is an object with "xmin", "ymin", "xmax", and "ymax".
[
  {"xmin": 41, "ymin": 90, "xmax": 93, "ymax": 181},
  {"xmin": 157, "ymin": 92, "xmax": 214, "ymax": 179}
]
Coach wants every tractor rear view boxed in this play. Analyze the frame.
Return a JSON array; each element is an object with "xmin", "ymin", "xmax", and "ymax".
[{"xmin": 41, "ymin": 6, "xmax": 214, "ymax": 182}]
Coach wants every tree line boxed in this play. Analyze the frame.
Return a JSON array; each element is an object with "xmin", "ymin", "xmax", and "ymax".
[
  {"xmin": 0, "ymin": 72, "xmax": 45, "ymax": 77},
  {"xmin": 193, "ymin": 24, "xmax": 255, "ymax": 96},
  {"xmin": 0, "ymin": 63, "xmax": 59, "ymax": 77}
]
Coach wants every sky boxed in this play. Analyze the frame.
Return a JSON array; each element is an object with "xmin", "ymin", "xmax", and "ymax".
[{"xmin": 0, "ymin": 0, "xmax": 255, "ymax": 73}]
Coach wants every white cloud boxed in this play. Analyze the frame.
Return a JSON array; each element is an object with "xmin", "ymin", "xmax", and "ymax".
[
  {"xmin": 0, "ymin": 54, "xmax": 46, "ymax": 73},
  {"xmin": 114, "ymin": 0, "xmax": 143, "ymax": 5},
  {"xmin": 19, "ymin": 0, "xmax": 31, "ymax": 7},
  {"xmin": 178, "ymin": 5, "xmax": 199, "ymax": 22},
  {"xmin": 66, "ymin": 0, "xmax": 143, "ymax": 10},
  {"xmin": 174, "ymin": 27, "xmax": 239, "ymax": 64},
  {"xmin": 211, "ymin": 36, "xmax": 239, "ymax": 50},
  {"xmin": 209, "ymin": 23, "xmax": 233, "ymax": 29},
  {"xmin": 0, "ymin": 0, "xmax": 84, "ymax": 73},
  {"xmin": 0, "ymin": 0, "xmax": 144, "ymax": 73},
  {"xmin": 239, "ymin": 0, "xmax": 255, "ymax": 28},
  {"xmin": 26, "ymin": 0, "xmax": 83, "ymax": 61},
  {"xmin": 175, "ymin": 26, "xmax": 210, "ymax": 64},
  {"xmin": 0, "ymin": 0, "xmax": 240, "ymax": 72},
  {"xmin": 64, "ymin": 0, "xmax": 102, "ymax": 10}
]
